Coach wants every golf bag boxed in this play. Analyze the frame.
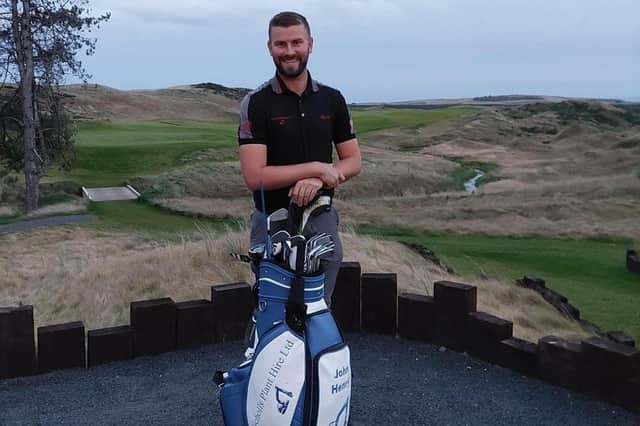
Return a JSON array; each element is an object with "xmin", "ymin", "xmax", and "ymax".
[{"xmin": 215, "ymin": 257, "xmax": 351, "ymax": 425}]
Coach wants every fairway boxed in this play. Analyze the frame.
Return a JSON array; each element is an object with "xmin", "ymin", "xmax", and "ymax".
[
  {"xmin": 75, "ymin": 120, "xmax": 235, "ymax": 147},
  {"xmin": 86, "ymin": 200, "xmax": 240, "ymax": 235},
  {"xmin": 360, "ymin": 225, "xmax": 640, "ymax": 342},
  {"xmin": 49, "ymin": 120, "xmax": 237, "ymax": 186},
  {"xmin": 351, "ymin": 106, "xmax": 475, "ymax": 134},
  {"xmin": 52, "ymin": 107, "xmax": 474, "ymax": 187}
]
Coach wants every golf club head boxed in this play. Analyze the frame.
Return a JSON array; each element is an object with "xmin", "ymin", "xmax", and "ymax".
[
  {"xmin": 271, "ymin": 230, "xmax": 291, "ymax": 244},
  {"xmin": 268, "ymin": 208, "xmax": 289, "ymax": 223},
  {"xmin": 267, "ymin": 208, "xmax": 289, "ymax": 234},
  {"xmin": 248, "ymin": 243, "xmax": 266, "ymax": 268}
]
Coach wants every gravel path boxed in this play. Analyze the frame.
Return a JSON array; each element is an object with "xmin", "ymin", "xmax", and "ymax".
[
  {"xmin": 0, "ymin": 215, "xmax": 95, "ymax": 234},
  {"xmin": 0, "ymin": 334, "xmax": 637, "ymax": 425}
]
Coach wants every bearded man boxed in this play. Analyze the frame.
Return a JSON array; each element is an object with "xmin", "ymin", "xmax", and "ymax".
[{"xmin": 238, "ymin": 11, "xmax": 361, "ymax": 304}]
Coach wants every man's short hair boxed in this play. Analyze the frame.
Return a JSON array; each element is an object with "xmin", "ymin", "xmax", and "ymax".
[{"xmin": 269, "ymin": 11, "xmax": 311, "ymax": 38}]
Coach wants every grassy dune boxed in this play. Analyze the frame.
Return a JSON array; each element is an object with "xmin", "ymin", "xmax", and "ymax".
[
  {"xmin": 3, "ymin": 102, "xmax": 639, "ymax": 343},
  {"xmin": 360, "ymin": 225, "xmax": 640, "ymax": 341},
  {"xmin": 0, "ymin": 227, "xmax": 587, "ymax": 342}
]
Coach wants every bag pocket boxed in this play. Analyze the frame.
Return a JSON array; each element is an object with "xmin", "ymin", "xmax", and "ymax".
[
  {"xmin": 310, "ymin": 343, "xmax": 351, "ymax": 426},
  {"xmin": 219, "ymin": 362, "xmax": 251, "ymax": 426}
]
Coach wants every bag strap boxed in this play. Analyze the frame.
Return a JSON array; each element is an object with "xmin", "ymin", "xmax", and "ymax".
[{"xmin": 286, "ymin": 238, "xmax": 307, "ymax": 333}]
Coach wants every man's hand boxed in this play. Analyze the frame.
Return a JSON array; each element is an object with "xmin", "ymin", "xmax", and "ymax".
[
  {"xmin": 317, "ymin": 162, "xmax": 345, "ymax": 188},
  {"xmin": 289, "ymin": 177, "xmax": 323, "ymax": 207}
]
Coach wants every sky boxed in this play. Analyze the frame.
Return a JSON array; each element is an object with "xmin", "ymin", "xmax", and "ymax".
[{"xmin": 79, "ymin": 0, "xmax": 640, "ymax": 103}]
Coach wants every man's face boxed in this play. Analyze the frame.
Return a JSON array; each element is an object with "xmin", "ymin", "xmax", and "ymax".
[{"xmin": 268, "ymin": 24, "xmax": 313, "ymax": 79}]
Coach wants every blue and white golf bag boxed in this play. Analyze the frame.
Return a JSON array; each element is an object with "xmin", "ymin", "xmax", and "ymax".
[{"xmin": 215, "ymin": 259, "xmax": 351, "ymax": 426}]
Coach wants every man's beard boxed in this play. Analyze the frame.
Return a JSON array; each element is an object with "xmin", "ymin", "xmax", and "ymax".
[{"xmin": 274, "ymin": 54, "xmax": 309, "ymax": 78}]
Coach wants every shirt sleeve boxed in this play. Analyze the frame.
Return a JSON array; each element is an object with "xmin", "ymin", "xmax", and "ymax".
[
  {"xmin": 238, "ymin": 93, "xmax": 267, "ymax": 145},
  {"xmin": 332, "ymin": 90, "xmax": 356, "ymax": 144}
]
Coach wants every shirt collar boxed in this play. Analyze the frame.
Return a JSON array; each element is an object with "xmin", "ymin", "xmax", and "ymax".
[{"xmin": 271, "ymin": 71, "xmax": 319, "ymax": 95}]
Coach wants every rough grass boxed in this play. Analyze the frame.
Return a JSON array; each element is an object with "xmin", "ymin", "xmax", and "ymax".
[
  {"xmin": 3, "ymin": 103, "xmax": 639, "ymax": 346},
  {"xmin": 334, "ymin": 174, "xmax": 640, "ymax": 240},
  {"xmin": 357, "ymin": 225, "xmax": 640, "ymax": 342},
  {"xmin": 154, "ymin": 197, "xmax": 254, "ymax": 220},
  {"xmin": 0, "ymin": 226, "xmax": 587, "ymax": 342},
  {"xmin": 506, "ymin": 101, "xmax": 640, "ymax": 127},
  {"xmin": 22, "ymin": 199, "xmax": 88, "ymax": 219},
  {"xmin": 51, "ymin": 108, "xmax": 474, "ymax": 188},
  {"xmin": 1, "ymin": 174, "xmax": 87, "ymax": 222},
  {"xmin": 134, "ymin": 162, "xmax": 249, "ymax": 201}
]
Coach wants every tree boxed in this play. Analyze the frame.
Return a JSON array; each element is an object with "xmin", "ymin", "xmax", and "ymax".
[{"xmin": 0, "ymin": 0, "xmax": 109, "ymax": 211}]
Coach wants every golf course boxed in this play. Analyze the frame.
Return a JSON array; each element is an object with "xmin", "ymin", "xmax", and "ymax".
[{"xmin": 1, "ymin": 84, "xmax": 639, "ymax": 344}]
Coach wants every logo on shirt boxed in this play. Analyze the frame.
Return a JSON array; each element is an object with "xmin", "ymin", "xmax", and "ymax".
[
  {"xmin": 271, "ymin": 116, "xmax": 290, "ymax": 126},
  {"xmin": 320, "ymin": 114, "xmax": 331, "ymax": 120},
  {"xmin": 240, "ymin": 119, "xmax": 252, "ymax": 136}
]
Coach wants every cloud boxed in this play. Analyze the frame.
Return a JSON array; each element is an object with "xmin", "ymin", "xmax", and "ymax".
[
  {"xmin": 79, "ymin": 0, "xmax": 639, "ymax": 100},
  {"xmin": 86, "ymin": 0, "xmax": 441, "ymax": 30}
]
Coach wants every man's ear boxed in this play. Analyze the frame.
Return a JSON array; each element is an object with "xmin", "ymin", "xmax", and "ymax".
[{"xmin": 309, "ymin": 36, "xmax": 314, "ymax": 54}]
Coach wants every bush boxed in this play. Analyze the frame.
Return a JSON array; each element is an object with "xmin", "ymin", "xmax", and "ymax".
[{"xmin": 0, "ymin": 88, "xmax": 77, "ymax": 175}]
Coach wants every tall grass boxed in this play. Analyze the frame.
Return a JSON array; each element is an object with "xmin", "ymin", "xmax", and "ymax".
[
  {"xmin": 0, "ymin": 226, "xmax": 587, "ymax": 342},
  {"xmin": 359, "ymin": 225, "xmax": 640, "ymax": 342}
]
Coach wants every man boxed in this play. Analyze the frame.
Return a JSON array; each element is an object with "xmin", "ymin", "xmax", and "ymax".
[{"xmin": 238, "ymin": 11, "xmax": 361, "ymax": 304}]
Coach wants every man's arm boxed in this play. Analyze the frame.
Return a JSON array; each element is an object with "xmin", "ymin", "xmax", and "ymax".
[
  {"xmin": 239, "ymin": 144, "xmax": 344, "ymax": 191},
  {"xmin": 331, "ymin": 89, "xmax": 361, "ymax": 181},
  {"xmin": 334, "ymin": 138, "xmax": 361, "ymax": 180},
  {"xmin": 288, "ymin": 139, "xmax": 361, "ymax": 206}
]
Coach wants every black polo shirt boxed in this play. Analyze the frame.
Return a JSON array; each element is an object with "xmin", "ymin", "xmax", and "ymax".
[{"xmin": 238, "ymin": 72, "xmax": 356, "ymax": 213}]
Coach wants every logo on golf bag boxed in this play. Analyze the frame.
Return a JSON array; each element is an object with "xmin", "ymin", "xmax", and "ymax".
[{"xmin": 275, "ymin": 386, "xmax": 293, "ymax": 414}]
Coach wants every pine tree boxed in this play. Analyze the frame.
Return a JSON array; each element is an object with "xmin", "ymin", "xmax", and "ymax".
[{"xmin": 0, "ymin": 0, "xmax": 109, "ymax": 211}]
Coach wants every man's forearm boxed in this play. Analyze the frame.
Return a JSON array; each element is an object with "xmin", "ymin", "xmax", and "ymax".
[
  {"xmin": 244, "ymin": 161, "xmax": 324, "ymax": 191},
  {"xmin": 333, "ymin": 139, "xmax": 362, "ymax": 183},
  {"xmin": 334, "ymin": 157, "xmax": 360, "ymax": 182},
  {"xmin": 240, "ymin": 144, "xmax": 347, "ymax": 192}
]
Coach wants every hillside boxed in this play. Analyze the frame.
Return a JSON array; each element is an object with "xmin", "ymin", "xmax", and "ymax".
[
  {"xmin": 60, "ymin": 83, "xmax": 248, "ymax": 121},
  {"xmin": 2, "ymin": 94, "xmax": 639, "ymax": 348},
  {"xmin": 341, "ymin": 101, "xmax": 640, "ymax": 238},
  {"xmin": 133, "ymin": 98, "xmax": 640, "ymax": 239}
]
